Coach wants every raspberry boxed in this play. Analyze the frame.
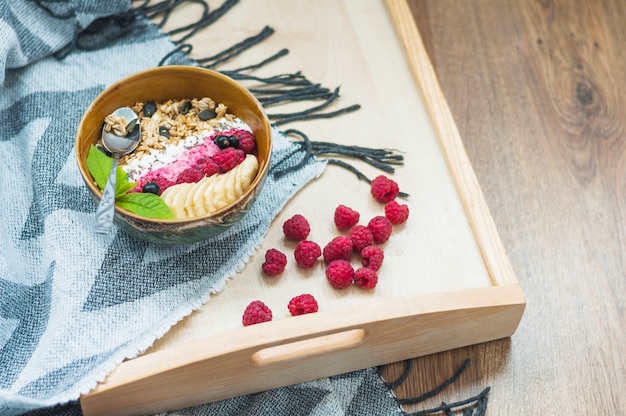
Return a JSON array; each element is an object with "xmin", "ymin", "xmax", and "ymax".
[
  {"xmin": 323, "ymin": 235, "xmax": 353, "ymax": 263},
  {"xmin": 288, "ymin": 293, "xmax": 319, "ymax": 316},
  {"xmin": 334, "ymin": 204, "xmax": 360, "ymax": 230},
  {"xmin": 242, "ymin": 300, "xmax": 273, "ymax": 326},
  {"xmin": 367, "ymin": 216, "xmax": 393, "ymax": 244},
  {"xmin": 195, "ymin": 157, "xmax": 222, "ymax": 177},
  {"xmin": 175, "ymin": 167, "xmax": 205, "ymax": 184},
  {"xmin": 294, "ymin": 240, "xmax": 321, "ymax": 268},
  {"xmin": 361, "ymin": 245, "xmax": 384, "ymax": 271},
  {"xmin": 261, "ymin": 248, "xmax": 287, "ymax": 276},
  {"xmin": 348, "ymin": 225, "xmax": 374, "ymax": 252},
  {"xmin": 212, "ymin": 147, "xmax": 245, "ymax": 172},
  {"xmin": 385, "ymin": 200, "xmax": 410, "ymax": 224},
  {"xmin": 283, "ymin": 214, "xmax": 311, "ymax": 241},
  {"xmin": 325, "ymin": 259, "xmax": 354, "ymax": 289},
  {"xmin": 354, "ymin": 267, "xmax": 378, "ymax": 289},
  {"xmin": 370, "ymin": 175, "xmax": 400, "ymax": 203},
  {"xmin": 231, "ymin": 129, "xmax": 256, "ymax": 154}
]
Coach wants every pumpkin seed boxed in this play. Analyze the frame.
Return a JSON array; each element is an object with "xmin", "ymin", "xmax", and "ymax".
[
  {"xmin": 159, "ymin": 126, "xmax": 170, "ymax": 138},
  {"xmin": 181, "ymin": 100, "xmax": 192, "ymax": 115},
  {"xmin": 143, "ymin": 101, "xmax": 156, "ymax": 117},
  {"xmin": 198, "ymin": 109, "xmax": 217, "ymax": 121}
]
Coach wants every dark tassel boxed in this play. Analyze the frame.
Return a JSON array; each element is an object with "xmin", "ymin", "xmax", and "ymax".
[
  {"xmin": 226, "ymin": 48, "xmax": 290, "ymax": 74},
  {"xmin": 256, "ymin": 84, "xmax": 334, "ymax": 107},
  {"xmin": 158, "ymin": 43, "xmax": 193, "ymax": 66},
  {"xmin": 384, "ymin": 360, "xmax": 414, "ymax": 390},
  {"xmin": 272, "ymin": 104, "xmax": 362, "ymax": 126},
  {"xmin": 272, "ymin": 129, "xmax": 314, "ymax": 179},
  {"xmin": 266, "ymin": 87, "xmax": 362, "ymax": 126},
  {"xmin": 273, "ymin": 132, "xmax": 409, "ymax": 198},
  {"xmin": 399, "ymin": 359, "xmax": 471, "ymax": 406},
  {"xmin": 310, "ymin": 141, "xmax": 405, "ymax": 173},
  {"xmin": 199, "ymin": 26, "xmax": 275, "ymax": 68},
  {"xmin": 137, "ymin": 0, "xmax": 208, "ymax": 29},
  {"xmin": 408, "ymin": 388, "xmax": 491, "ymax": 416},
  {"xmin": 379, "ymin": 359, "xmax": 491, "ymax": 416},
  {"xmin": 224, "ymin": 71, "xmax": 312, "ymax": 87}
]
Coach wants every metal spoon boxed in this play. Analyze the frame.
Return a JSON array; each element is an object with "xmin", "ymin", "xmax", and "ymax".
[{"xmin": 94, "ymin": 107, "xmax": 140, "ymax": 234}]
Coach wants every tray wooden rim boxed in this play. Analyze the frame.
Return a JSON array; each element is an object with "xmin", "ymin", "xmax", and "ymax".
[{"xmin": 80, "ymin": 2, "xmax": 526, "ymax": 414}]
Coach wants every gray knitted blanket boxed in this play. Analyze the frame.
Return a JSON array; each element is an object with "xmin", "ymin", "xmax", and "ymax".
[{"xmin": 0, "ymin": 1, "xmax": 488, "ymax": 415}]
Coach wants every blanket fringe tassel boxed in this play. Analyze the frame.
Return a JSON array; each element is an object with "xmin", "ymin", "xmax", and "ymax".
[{"xmin": 379, "ymin": 359, "xmax": 490, "ymax": 416}]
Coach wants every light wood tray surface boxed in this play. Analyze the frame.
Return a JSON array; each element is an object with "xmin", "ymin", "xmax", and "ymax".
[{"xmin": 80, "ymin": 1, "xmax": 525, "ymax": 414}]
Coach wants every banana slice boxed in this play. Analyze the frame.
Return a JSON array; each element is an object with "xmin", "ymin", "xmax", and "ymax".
[
  {"xmin": 191, "ymin": 176, "xmax": 212, "ymax": 217},
  {"xmin": 224, "ymin": 168, "xmax": 237, "ymax": 204},
  {"xmin": 161, "ymin": 154, "xmax": 260, "ymax": 219},
  {"xmin": 211, "ymin": 172, "xmax": 230, "ymax": 211},
  {"xmin": 234, "ymin": 164, "xmax": 245, "ymax": 195},
  {"xmin": 202, "ymin": 175, "xmax": 219, "ymax": 213},
  {"xmin": 239, "ymin": 155, "xmax": 258, "ymax": 190},
  {"xmin": 161, "ymin": 183, "xmax": 193, "ymax": 219}
]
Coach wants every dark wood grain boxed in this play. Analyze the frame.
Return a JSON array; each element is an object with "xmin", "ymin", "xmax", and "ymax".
[{"xmin": 380, "ymin": 1, "xmax": 626, "ymax": 414}]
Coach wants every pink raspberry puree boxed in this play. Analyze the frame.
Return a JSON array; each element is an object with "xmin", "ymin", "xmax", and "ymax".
[{"xmin": 131, "ymin": 135, "xmax": 221, "ymax": 192}]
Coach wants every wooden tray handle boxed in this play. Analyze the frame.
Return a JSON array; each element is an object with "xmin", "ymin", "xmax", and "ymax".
[{"xmin": 251, "ymin": 328, "xmax": 366, "ymax": 366}]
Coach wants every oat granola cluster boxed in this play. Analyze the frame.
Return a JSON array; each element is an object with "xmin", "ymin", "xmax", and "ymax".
[
  {"xmin": 118, "ymin": 97, "xmax": 233, "ymax": 164},
  {"xmin": 103, "ymin": 113, "xmax": 136, "ymax": 137}
]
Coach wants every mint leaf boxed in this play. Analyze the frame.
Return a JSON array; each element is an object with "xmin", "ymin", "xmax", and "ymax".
[
  {"xmin": 117, "ymin": 192, "xmax": 174, "ymax": 219},
  {"xmin": 115, "ymin": 170, "xmax": 136, "ymax": 198},
  {"xmin": 86, "ymin": 145, "xmax": 112, "ymax": 190},
  {"xmin": 87, "ymin": 145, "xmax": 137, "ymax": 196}
]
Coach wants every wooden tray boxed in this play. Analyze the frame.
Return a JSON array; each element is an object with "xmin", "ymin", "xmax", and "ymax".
[{"xmin": 80, "ymin": 1, "xmax": 525, "ymax": 414}]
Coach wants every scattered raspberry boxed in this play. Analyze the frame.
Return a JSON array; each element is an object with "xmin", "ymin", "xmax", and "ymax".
[
  {"xmin": 348, "ymin": 225, "xmax": 374, "ymax": 252},
  {"xmin": 242, "ymin": 300, "xmax": 273, "ymax": 326},
  {"xmin": 283, "ymin": 214, "xmax": 311, "ymax": 241},
  {"xmin": 354, "ymin": 267, "xmax": 378, "ymax": 289},
  {"xmin": 231, "ymin": 129, "xmax": 256, "ymax": 154},
  {"xmin": 288, "ymin": 293, "xmax": 319, "ymax": 316},
  {"xmin": 261, "ymin": 248, "xmax": 287, "ymax": 276},
  {"xmin": 385, "ymin": 200, "xmax": 410, "ymax": 224},
  {"xmin": 367, "ymin": 216, "xmax": 393, "ymax": 244},
  {"xmin": 334, "ymin": 204, "xmax": 360, "ymax": 230},
  {"xmin": 195, "ymin": 156, "xmax": 222, "ymax": 177},
  {"xmin": 294, "ymin": 240, "xmax": 322, "ymax": 268},
  {"xmin": 175, "ymin": 167, "xmax": 205, "ymax": 184},
  {"xmin": 361, "ymin": 245, "xmax": 384, "ymax": 271},
  {"xmin": 370, "ymin": 175, "xmax": 400, "ymax": 203},
  {"xmin": 212, "ymin": 147, "xmax": 245, "ymax": 172},
  {"xmin": 323, "ymin": 235, "xmax": 353, "ymax": 263},
  {"xmin": 325, "ymin": 259, "xmax": 354, "ymax": 289}
]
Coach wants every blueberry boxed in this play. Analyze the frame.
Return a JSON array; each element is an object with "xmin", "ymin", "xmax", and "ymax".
[
  {"xmin": 214, "ymin": 135, "xmax": 239, "ymax": 149},
  {"xmin": 142, "ymin": 182, "xmax": 160, "ymax": 195}
]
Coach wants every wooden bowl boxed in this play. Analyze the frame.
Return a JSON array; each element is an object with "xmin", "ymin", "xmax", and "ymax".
[{"xmin": 75, "ymin": 66, "xmax": 272, "ymax": 244}]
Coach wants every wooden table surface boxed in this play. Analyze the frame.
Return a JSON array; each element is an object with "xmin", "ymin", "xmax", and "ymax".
[
  {"xmin": 384, "ymin": 0, "xmax": 626, "ymax": 414},
  {"xmin": 105, "ymin": 1, "xmax": 624, "ymax": 414}
]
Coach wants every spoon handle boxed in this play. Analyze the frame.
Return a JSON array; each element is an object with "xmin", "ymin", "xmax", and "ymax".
[{"xmin": 94, "ymin": 156, "xmax": 120, "ymax": 234}]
